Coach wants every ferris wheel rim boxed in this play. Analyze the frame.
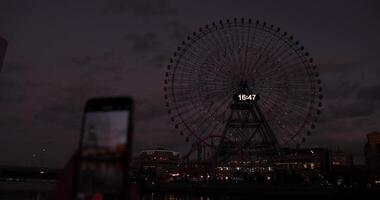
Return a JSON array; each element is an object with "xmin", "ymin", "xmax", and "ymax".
[{"xmin": 164, "ymin": 18, "xmax": 322, "ymax": 148}]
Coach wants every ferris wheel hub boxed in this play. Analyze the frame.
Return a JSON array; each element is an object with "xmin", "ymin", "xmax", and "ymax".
[{"xmin": 164, "ymin": 18, "xmax": 322, "ymax": 163}]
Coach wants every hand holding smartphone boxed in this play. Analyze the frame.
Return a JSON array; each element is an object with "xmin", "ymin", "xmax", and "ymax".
[{"xmin": 75, "ymin": 97, "xmax": 134, "ymax": 200}]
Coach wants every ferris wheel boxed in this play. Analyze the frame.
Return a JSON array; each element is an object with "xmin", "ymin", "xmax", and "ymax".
[{"xmin": 164, "ymin": 18, "xmax": 322, "ymax": 163}]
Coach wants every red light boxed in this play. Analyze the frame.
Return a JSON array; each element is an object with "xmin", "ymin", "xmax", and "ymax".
[{"xmin": 92, "ymin": 192, "xmax": 103, "ymax": 200}]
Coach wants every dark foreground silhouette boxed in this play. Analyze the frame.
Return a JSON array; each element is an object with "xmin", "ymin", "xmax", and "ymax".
[{"xmin": 53, "ymin": 152, "xmax": 141, "ymax": 200}]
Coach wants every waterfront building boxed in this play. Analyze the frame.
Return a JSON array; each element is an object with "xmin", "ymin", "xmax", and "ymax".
[
  {"xmin": 137, "ymin": 148, "xmax": 180, "ymax": 180},
  {"xmin": 274, "ymin": 148, "xmax": 330, "ymax": 171},
  {"xmin": 364, "ymin": 131, "xmax": 380, "ymax": 172},
  {"xmin": 330, "ymin": 149, "xmax": 353, "ymax": 168}
]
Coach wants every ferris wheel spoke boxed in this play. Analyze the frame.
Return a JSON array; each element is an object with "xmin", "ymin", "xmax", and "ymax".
[
  {"xmin": 189, "ymin": 30, "xmax": 236, "ymax": 74},
  {"xmin": 251, "ymin": 41, "xmax": 301, "ymax": 77},
  {"xmin": 182, "ymin": 48, "xmax": 234, "ymax": 80},
  {"xmin": 172, "ymin": 83, "xmax": 231, "ymax": 102},
  {"xmin": 182, "ymin": 47, "xmax": 228, "ymax": 79},
  {"xmin": 263, "ymin": 54, "xmax": 303, "ymax": 75},
  {"xmin": 173, "ymin": 90, "xmax": 231, "ymax": 125},
  {"xmin": 252, "ymin": 32, "xmax": 287, "ymax": 74},
  {"xmin": 246, "ymin": 31, "xmax": 288, "ymax": 71},
  {"xmin": 256, "ymin": 59, "xmax": 307, "ymax": 81},
  {"xmin": 242, "ymin": 26, "xmax": 253, "ymax": 74},
  {"xmin": 273, "ymin": 105, "xmax": 310, "ymax": 129},
  {"xmin": 187, "ymin": 97, "xmax": 232, "ymax": 139},
  {"xmin": 195, "ymin": 45, "xmax": 233, "ymax": 79},
  {"xmin": 257, "ymin": 96, "xmax": 303, "ymax": 143},
  {"xmin": 245, "ymin": 29, "xmax": 276, "ymax": 75},
  {"xmin": 178, "ymin": 108, "xmax": 210, "ymax": 132},
  {"xmin": 201, "ymin": 29, "xmax": 241, "ymax": 77},
  {"xmin": 252, "ymin": 32, "xmax": 280, "ymax": 72},
  {"xmin": 177, "ymin": 59, "xmax": 230, "ymax": 83},
  {"xmin": 243, "ymin": 23, "xmax": 259, "ymax": 73},
  {"xmin": 265, "ymin": 35, "xmax": 292, "ymax": 62},
  {"xmin": 235, "ymin": 23, "xmax": 249, "ymax": 73},
  {"xmin": 251, "ymin": 52, "xmax": 297, "ymax": 80},
  {"xmin": 170, "ymin": 88, "xmax": 227, "ymax": 109},
  {"xmin": 178, "ymin": 55, "xmax": 224, "ymax": 77},
  {"xmin": 216, "ymin": 28, "xmax": 244, "ymax": 72},
  {"xmin": 261, "ymin": 90, "xmax": 311, "ymax": 116},
  {"xmin": 262, "ymin": 95, "xmax": 306, "ymax": 129},
  {"xmin": 227, "ymin": 25, "xmax": 243, "ymax": 71},
  {"xmin": 209, "ymin": 94, "xmax": 233, "ymax": 121},
  {"xmin": 165, "ymin": 19, "xmax": 322, "ymax": 155}
]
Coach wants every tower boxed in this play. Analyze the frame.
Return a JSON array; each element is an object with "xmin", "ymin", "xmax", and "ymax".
[{"xmin": 215, "ymin": 81, "xmax": 281, "ymax": 165}]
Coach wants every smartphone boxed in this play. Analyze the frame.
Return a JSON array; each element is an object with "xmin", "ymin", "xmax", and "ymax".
[{"xmin": 75, "ymin": 97, "xmax": 133, "ymax": 200}]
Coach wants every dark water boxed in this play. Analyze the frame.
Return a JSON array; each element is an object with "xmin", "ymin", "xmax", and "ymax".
[
  {"xmin": 141, "ymin": 193, "xmax": 308, "ymax": 200},
  {"xmin": 142, "ymin": 193, "xmax": 238, "ymax": 200}
]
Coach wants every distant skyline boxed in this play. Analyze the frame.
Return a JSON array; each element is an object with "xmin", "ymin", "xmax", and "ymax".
[{"xmin": 0, "ymin": 0, "xmax": 379, "ymax": 167}]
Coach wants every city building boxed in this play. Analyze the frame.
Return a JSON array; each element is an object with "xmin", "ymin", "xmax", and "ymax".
[
  {"xmin": 330, "ymin": 149, "xmax": 353, "ymax": 168},
  {"xmin": 136, "ymin": 148, "xmax": 180, "ymax": 180},
  {"xmin": 0, "ymin": 36, "xmax": 7, "ymax": 71},
  {"xmin": 364, "ymin": 131, "xmax": 380, "ymax": 172},
  {"xmin": 274, "ymin": 148, "xmax": 330, "ymax": 172}
]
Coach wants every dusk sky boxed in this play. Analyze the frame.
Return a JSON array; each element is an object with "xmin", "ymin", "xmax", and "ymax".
[{"xmin": 0, "ymin": 0, "xmax": 379, "ymax": 167}]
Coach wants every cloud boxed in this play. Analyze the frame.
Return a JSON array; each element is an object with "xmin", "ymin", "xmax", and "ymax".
[
  {"xmin": 0, "ymin": 78, "xmax": 27, "ymax": 103},
  {"xmin": 33, "ymin": 102, "xmax": 82, "ymax": 132},
  {"xmin": 145, "ymin": 53, "xmax": 168, "ymax": 68},
  {"xmin": 60, "ymin": 50, "xmax": 138, "ymax": 76},
  {"xmin": 164, "ymin": 21, "xmax": 192, "ymax": 41},
  {"xmin": 305, "ymin": 55, "xmax": 380, "ymax": 164},
  {"xmin": 0, "ymin": 115, "xmax": 25, "ymax": 133},
  {"xmin": 317, "ymin": 58, "xmax": 380, "ymax": 120},
  {"xmin": 321, "ymin": 85, "xmax": 380, "ymax": 122},
  {"xmin": 357, "ymin": 83, "xmax": 380, "ymax": 101},
  {"xmin": 0, "ymin": 61, "xmax": 37, "ymax": 103},
  {"xmin": 330, "ymin": 102, "xmax": 376, "ymax": 120},
  {"xmin": 1, "ymin": 0, "xmax": 379, "ymax": 167},
  {"xmin": 133, "ymin": 119, "xmax": 188, "ymax": 155},
  {"xmin": 137, "ymin": 103, "xmax": 167, "ymax": 122},
  {"xmin": 1, "ymin": 61, "xmax": 31, "ymax": 74},
  {"xmin": 124, "ymin": 32, "xmax": 161, "ymax": 52},
  {"xmin": 63, "ymin": 55, "xmax": 94, "ymax": 66},
  {"xmin": 102, "ymin": 0, "xmax": 176, "ymax": 16}
]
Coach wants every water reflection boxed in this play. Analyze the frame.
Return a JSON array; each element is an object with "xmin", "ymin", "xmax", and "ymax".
[{"xmin": 142, "ymin": 192, "xmax": 270, "ymax": 200}]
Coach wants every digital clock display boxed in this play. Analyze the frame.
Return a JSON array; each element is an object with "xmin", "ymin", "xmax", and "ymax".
[{"xmin": 234, "ymin": 94, "xmax": 257, "ymax": 101}]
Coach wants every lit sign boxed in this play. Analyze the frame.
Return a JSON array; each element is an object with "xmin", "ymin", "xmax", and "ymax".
[{"xmin": 235, "ymin": 94, "xmax": 257, "ymax": 101}]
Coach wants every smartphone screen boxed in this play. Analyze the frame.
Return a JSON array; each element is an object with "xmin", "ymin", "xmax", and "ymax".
[{"xmin": 75, "ymin": 98, "xmax": 132, "ymax": 200}]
